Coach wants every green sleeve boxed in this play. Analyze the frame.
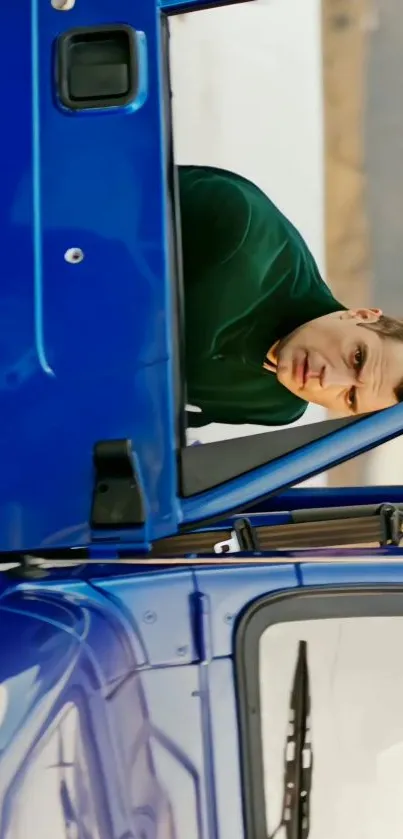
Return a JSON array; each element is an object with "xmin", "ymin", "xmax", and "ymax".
[{"xmin": 178, "ymin": 166, "xmax": 251, "ymax": 284}]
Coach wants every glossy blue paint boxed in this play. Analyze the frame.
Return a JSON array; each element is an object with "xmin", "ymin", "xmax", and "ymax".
[
  {"xmin": 208, "ymin": 659, "xmax": 245, "ymax": 839},
  {"xmin": 3, "ymin": 0, "xmax": 403, "ymax": 557},
  {"xmin": 6, "ymin": 0, "xmax": 403, "ymax": 833},
  {"xmin": 194, "ymin": 564, "xmax": 300, "ymax": 658},
  {"xmin": 250, "ymin": 485, "xmax": 403, "ymax": 513},
  {"xmin": 0, "ymin": 0, "xmax": 179, "ymax": 553},
  {"xmin": 212, "ymin": 512, "xmax": 293, "ymax": 528},
  {"xmin": 179, "ymin": 405, "xmax": 403, "ymax": 525},
  {"xmin": 0, "ymin": 577, "xmax": 203, "ymax": 839},
  {"xmin": 160, "ymin": 0, "xmax": 252, "ymax": 10},
  {"xmin": 92, "ymin": 568, "xmax": 198, "ymax": 666},
  {"xmin": 300, "ymin": 559, "xmax": 403, "ymax": 587},
  {"xmin": 141, "ymin": 665, "xmax": 210, "ymax": 839}
]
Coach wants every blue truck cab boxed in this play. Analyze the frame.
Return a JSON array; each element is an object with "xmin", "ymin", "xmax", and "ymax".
[
  {"xmin": 2, "ymin": 1, "xmax": 403, "ymax": 837},
  {"xmin": 1, "ymin": 0, "xmax": 403, "ymax": 557}
]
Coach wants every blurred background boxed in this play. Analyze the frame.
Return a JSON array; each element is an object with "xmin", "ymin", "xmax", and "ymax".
[{"xmin": 169, "ymin": 0, "xmax": 402, "ymax": 488}]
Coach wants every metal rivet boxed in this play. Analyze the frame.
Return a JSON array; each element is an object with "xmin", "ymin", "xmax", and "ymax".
[
  {"xmin": 224, "ymin": 613, "xmax": 233, "ymax": 625},
  {"xmin": 176, "ymin": 646, "xmax": 188, "ymax": 658},
  {"xmin": 142, "ymin": 611, "xmax": 157, "ymax": 624},
  {"xmin": 51, "ymin": 0, "xmax": 76, "ymax": 9},
  {"xmin": 64, "ymin": 247, "xmax": 84, "ymax": 264}
]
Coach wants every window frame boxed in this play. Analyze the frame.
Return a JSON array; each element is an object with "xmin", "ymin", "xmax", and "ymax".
[
  {"xmin": 166, "ymin": 0, "xmax": 403, "ymax": 526},
  {"xmin": 234, "ymin": 585, "xmax": 403, "ymax": 839},
  {"xmin": 178, "ymin": 405, "xmax": 403, "ymax": 528}
]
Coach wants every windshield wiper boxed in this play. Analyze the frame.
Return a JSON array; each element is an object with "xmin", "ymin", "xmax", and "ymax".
[{"xmin": 270, "ymin": 640, "xmax": 313, "ymax": 839}]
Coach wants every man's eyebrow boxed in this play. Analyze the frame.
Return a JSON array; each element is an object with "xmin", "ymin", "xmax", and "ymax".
[
  {"xmin": 356, "ymin": 346, "xmax": 385, "ymax": 415},
  {"xmin": 351, "ymin": 388, "xmax": 359, "ymax": 415},
  {"xmin": 356, "ymin": 344, "xmax": 368, "ymax": 379},
  {"xmin": 393, "ymin": 376, "xmax": 403, "ymax": 403},
  {"xmin": 353, "ymin": 346, "xmax": 369, "ymax": 414}
]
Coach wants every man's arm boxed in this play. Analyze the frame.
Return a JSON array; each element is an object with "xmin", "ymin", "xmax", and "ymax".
[{"xmin": 178, "ymin": 166, "xmax": 251, "ymax": 284}]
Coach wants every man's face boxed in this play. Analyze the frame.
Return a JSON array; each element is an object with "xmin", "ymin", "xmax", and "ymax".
[{"xmin": 275, "ymin": 309, "xmax": 403, "ymax": 415}]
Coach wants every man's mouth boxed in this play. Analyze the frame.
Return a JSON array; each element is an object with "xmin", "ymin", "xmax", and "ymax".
[{"xmin": 293, "ymin": 353, "xmax": 309, "ymax": 389}]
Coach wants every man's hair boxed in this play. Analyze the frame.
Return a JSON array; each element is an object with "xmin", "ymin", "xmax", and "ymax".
[{"xmin": 360, "ymin": 314, "xmax": 403, "ymax": 402}]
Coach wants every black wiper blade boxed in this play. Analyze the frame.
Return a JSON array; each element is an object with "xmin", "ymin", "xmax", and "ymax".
[{"xmin": 270, "ymin": 640, "xmax": 313, "ymax": 839}]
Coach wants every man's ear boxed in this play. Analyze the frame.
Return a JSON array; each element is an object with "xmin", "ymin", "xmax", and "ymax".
[{"xmin": 340, "ymin": 307, "xmax": 382, "ymax": 323}]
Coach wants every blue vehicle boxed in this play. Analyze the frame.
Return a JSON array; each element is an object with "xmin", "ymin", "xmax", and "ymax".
[
  {"xmin": 2, "ymin": 0, "xmax": 403, "ymax": 836},
  {"xmin": 3, "ymin": 0, "xmax": 403, "ymax": 559},
  {"xmin": 2, "ymin": 554, "xmax": 403, "ymax": 838}
]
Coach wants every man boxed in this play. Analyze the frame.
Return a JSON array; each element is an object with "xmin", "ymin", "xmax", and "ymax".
[{"xmin": 179, "ymin": 165, "xmax": 403, "ymax": 428}]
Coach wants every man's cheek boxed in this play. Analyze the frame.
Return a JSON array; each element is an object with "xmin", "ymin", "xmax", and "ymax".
[{"xmin": 277, "ymin": 366, "xmax": 296, "ymax": 394}]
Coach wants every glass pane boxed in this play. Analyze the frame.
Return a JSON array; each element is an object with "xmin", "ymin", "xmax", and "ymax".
[{"xmin": 259, "ymin": 617, "xmax": 403, "ymax": 838}]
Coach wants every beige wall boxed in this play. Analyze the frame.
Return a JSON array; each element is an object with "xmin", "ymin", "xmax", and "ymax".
[{"xmin": 322, "ymin": 0, "xmax": 376, "ymax": 488}]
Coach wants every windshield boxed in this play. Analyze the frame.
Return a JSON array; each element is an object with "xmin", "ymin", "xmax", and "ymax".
[{"xmin": 259, "ymin": 616, "xmax": 403, "ymax": 839}]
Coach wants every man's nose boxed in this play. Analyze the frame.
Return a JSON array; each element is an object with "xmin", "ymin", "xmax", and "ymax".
[{"xmin": 321, "ymin": 367, "xmax": 356, "ymax": 388}]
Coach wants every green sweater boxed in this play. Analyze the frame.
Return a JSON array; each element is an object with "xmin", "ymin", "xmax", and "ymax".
[{"xmin": 179, "ymin": 165, "xmax": 342, "ymax": 428}]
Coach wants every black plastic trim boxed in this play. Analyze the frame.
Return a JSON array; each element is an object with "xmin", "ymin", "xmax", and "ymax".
[
  {"xmin": 234, "ymin": 585, "xmax": 403, "ymax": 839},
  {"xmin": 178, "ymin": 416, "xmax": 373, "ymax": 534},
  {"xmin": 160, "ymin": 14, "xmax": 188, "ymax": 450},
  {"xmin": 56, "ymin": 25, "xmax": 139, "ymax": 111},
  {"xmin": 181, "ymin": 414, "xmax": 361, "ymax": 497},
  {"xmin": 91, "ymin": 439, "xmax": 145, "ymax": 528}
]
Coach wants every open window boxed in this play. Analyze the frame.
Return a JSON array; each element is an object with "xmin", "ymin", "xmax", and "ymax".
[
  {"xmin": 164, "ymin": 0, "xmax": 403, "ymax": 526},
  {"xmin": 236, "ymin": 587, "xmax": 403, "ymax": 839}
]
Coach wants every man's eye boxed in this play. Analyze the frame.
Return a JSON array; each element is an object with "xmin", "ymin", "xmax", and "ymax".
[
  {"xmin": 347, "ymin": 386, "xmax": 356, "ymax": 411},
  {"xmin": 353, "ymin": 347, "xmax": 363, "ymax": 369}
]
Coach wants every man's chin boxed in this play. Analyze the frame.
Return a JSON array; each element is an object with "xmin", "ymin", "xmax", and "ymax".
[{"xmin": 276, "ymin": 372, "xmax": 301, "ymax": 398}]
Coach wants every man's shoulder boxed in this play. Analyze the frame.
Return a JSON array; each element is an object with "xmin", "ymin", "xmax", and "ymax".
[
  {"xmin": 179, "ymin": 165, "xmax": 286, "ymax": 228},
  {"xmin": 178, "ymin": 165, "xmax": 252, "ymax": 266},
  {"xmin": 178, "ymin": 165, "xmax": 316, "ymax": 268},
  {"xmin": 259, "ymin": 386, "xmax": 308, "ymax": 427},
  {"xmin": 204, "ymin": 168, "xmax": 320, "ymax": 276},
  {"xmin": 195, "ymin": 167, "xmax": 300, "ymax": 230}
]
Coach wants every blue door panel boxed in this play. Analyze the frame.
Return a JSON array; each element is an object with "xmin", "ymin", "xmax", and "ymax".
[
  {"xmin": 208, "ymin": 659, "xmax": 245, "ymax": 839},
  {"xmin": 10, "ymin": 580, "xmax": 142, "ymax": 686},
  {"xmin": 0, "ymin": 581, "xmax": 197, "ymax": 839},
  {"xmin": 141, "ymin": 665, "xmax": 206, "ymax": 839},
  {"xmin": 0, "ymin": 0, "xmax": 180, "ymax": 553},
  {"xmin": 300, "ymin": 560, "xmax": 403, "ymax": 587},
  {"xmin": 250, "ymin": 485, "xmax": 403, "ymax": 512},
  {"xmin": 92, "ymin": 569, "xmax": 197, "ymax": 666}
]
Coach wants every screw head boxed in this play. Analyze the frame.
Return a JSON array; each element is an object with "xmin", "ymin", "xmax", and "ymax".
[
  {"xmin": 51, "ymin": 0, "xmax": 76, "ymax": 9},
  {"xmin": 64, "ymin": 247, "xmax": 84, "ymax": 264}
]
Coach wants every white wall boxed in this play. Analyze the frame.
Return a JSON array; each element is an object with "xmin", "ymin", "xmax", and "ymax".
[
  {"xmin": 366, "ymin": 437, "xmax": 403, "ymax": 486},
  {"xmin": 170, "ymin": 0, "xmax": 327, "ymax": 484}
]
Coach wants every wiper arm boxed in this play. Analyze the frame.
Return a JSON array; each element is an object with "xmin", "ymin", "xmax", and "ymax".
[{"xmin": 269, "ymin": 640, "xmax": 313, "ymax": 839}]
